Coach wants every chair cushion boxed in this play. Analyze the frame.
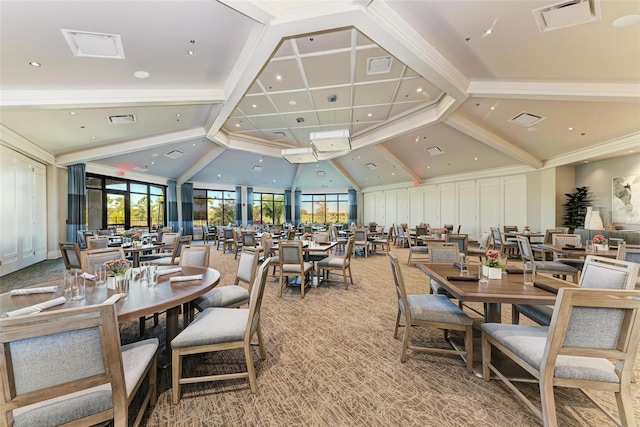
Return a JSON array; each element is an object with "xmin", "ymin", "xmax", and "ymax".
[
  {"xmin": 317, "ymin": 257, "xmax": 345, "ymax": 268},
  {"xmin": 534, "ymin": 261, "xmax": 578, "ymax": 273},
  {"xmin": 429, "ymin": 279, "xmax": 455, "ymax": 298},
  {"xmin": 12, "ymin": 338, "xmax": 158, "ymax": 427},
  {"xmin": 481, "ymin": 323, "xmax": 619, "ymax": 383},
  {"xmin": 282, "ymin": 262, "xmax": 313, "ymax": 273},
  {"xmin": 410, "ymin": 247, "xmax": 429, "ymax": 253},
  {"xmin": 513, "ymin": 304, "xmax": 553, "ymax": 326},
  {"xmin": 556, "ymin": 259, "xmax": 585, "ymax": 270},
  {"xmin": 171, "ymin": 307, "xmax": 248, "ymax": 348},
  {"xmin": 192, "ymin": 285, "xmax": 249, "ymax": 310},
  {"xmin": 399, "ymin": 294, "xmax": 472, "ymax": 326}
]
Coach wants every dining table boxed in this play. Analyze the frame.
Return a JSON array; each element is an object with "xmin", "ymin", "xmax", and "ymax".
[
  {"xmin": 123, "ymin": 242, "xmax": 171, "ymax": 267},
  {"xmin": 0, "ymin": 265, "xmax": 221, "ymax": 367},
  {"xmin": 541, "ymin": 243, "xmax": 618, "ymax": 259}
]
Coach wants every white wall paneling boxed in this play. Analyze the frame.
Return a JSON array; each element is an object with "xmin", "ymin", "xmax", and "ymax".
[
  {"xmin": 396, "ymin": 190, "xmax": 409, "ymax": 227},
  {"xmin": 385, "ymin": 191, "xmax": 397, "ymax": 228},
  {"xmin": 408, "ymin": 187, "xmax": 423, "ymax": 227},
  {"xmin": 374, "ymin": 192, "xmax": 386, "ymax": 229},
  {"xmin": 500, "ymin": 175, "xmax": 527, "ymax": 229},
  {"xmin": 477, "ymin": 178, "xmax": 500, "ymax": 235},
  {"xmin": 1, "ymin": 146, "xmax": 47, "ymax": 276},
  {"xmin": 439, "ymin": 183, "xmax": 456, "ymax": 228},
  {"xmin": 423, "ymin": 185, "xmax": 439, "ymax": 228},
  {"xmin": 363, "ymin": 192, "xmax": 375, "ymax": 225},
  {"xmin": 456, "ymin": 180, "xmax": 477, "ymax": 239}
]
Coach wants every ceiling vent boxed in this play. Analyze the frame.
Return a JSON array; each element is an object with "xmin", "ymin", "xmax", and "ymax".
[
  {"xmin": 61, "ymin": 29, "xmax": 125, "ymax": 58},
  {"xmin": 532, "ymin": 0, "xmax": 601, "ymax": 32},
  {"xmin": 366, "ymin": 56, "xmax": 393, "ymax": 75},
  {"xmin": 251, "ymin": 165, "xmax": 263, "ymax": 172},
  {"xmin": 365, "ymin": 163, "xmax": 378, "ymax": 170},
  {"xmin": 108, "ymin": 114, "xmax": 136, "ymax": 124},
  {"xmin": 509, "ymin": 112, "xmax": 546, "ymax": 127},
  {"xmin": 272, "ymin": 131, "xmax": 287, "ymax": 137},
  {"xmin": 164, "ymin": 150, "xmax": 184, "ymax": 159},
  {"xmin": 317, "ymin": 170, "xmax": 326, "ymax": 177},
  {"xmin": 424, "ymin": 146, "xmax": 444, "ymax": 156}
]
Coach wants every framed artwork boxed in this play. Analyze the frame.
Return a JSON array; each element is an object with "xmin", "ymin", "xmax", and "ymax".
[{"xmin": 612, "ymin": 175, "xmax": 640, "ymax": 224}]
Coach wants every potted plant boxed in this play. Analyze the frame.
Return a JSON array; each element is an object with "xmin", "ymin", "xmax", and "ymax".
[
  {"xmin": 483, "ymin": 249, "xmax": 505, "ymax": 279},
  {"xmin": 562, "ymin": 186, "xmax": 591, "ymax": 232},
  {"xmin": 592, "ymin": 234, "xmax": 609, "ymax": 251}
]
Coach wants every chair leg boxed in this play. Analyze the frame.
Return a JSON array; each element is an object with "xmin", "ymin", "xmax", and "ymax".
[
  {"xmin": 342, "ymin": 267, "xmax": 349, "ymax": 290},
  {"xmin": 278, "ymin": 274, "xmax": 284, "ymax": 297},
  {"xmin": 539, "ymin": 375, "xmax": 557, "ymax": 427},
  {"xmin": 512, "ymin": 307, "xmax": 520, "ymax": 324},
  {"xmin": 172, "ymin": 349, "xmax": 182, "ymax": 404},
  {"xmin": 615, "ymin": 383, "xmax": 636, "ymax": 427},
  {"xmin": 244, "ymin": 341, "xmax": 258, "ymax": 393},
  {"xmin": 400, "ymin": 321, "xmax": 410, "ymax": 362},
  {"xmin": 464, "ymin": 326, "xmax": 473, "ymax": 373},
  {"xmin": 393, "ymin": 309, "xmax": 401, "ymax": 339},
  {"xmin": 481, "ymin": 334, "xmax": 491, "ymax": 381}
]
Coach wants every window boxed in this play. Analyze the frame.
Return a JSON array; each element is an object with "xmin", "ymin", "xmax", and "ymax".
[
  {"xmin": 86, "ymin": 174, "xmax": 166, "ymax": 233},
  {"xmin": 193, "ymin": 189, "xmax": 236, "ymax": 227},
  {"xmin": 300, "ymin": 193, "xmax": 348, "ymax": 224},
  {"xmin": 252, "ymin": 192, "xmax": 284, "ymax": 225}
]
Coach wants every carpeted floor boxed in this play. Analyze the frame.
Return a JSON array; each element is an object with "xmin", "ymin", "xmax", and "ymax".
[{"xmin": 2, "ymin": 244, "xmax": 639, "ymax": 426}]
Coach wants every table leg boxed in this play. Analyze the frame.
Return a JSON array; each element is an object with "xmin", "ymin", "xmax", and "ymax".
[
  {"xmin": 484, "ymin": 303, "xmax": 501, "ymax": 323},
  {"xmin": 158, "ymin": 305, "xmax": 180, "ymax": 368},
  {"xmin": 132, "ymin": 252, "xmax": 140, "ymax": 268}
]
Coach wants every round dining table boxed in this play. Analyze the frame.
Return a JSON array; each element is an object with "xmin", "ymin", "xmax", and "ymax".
[{"xmin": 1, "ymin": 265, "xmax": 221, "ymax": 367}]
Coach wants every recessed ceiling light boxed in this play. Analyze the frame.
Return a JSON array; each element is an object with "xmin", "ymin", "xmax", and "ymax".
[
  {"xmin": 176, "ymin": 114, "xmax": 181, "ymax": 117},
  {"xmin": 252, "ymin": 104, "xmax": 257, "ymax": 108},
  {"xmin": 474, "ymin": 157, "xmax": 478, "ymax": 160},
  {"xmin": 217, "ymin": 174, "xmax": 221, "ymax": 178},
  {"xmin": 490, "ymin": 106, "xmax": 495, "ymax": 110},
  {"xmin": 91, "ymin": 136, "xmax": 96, "ymax": 139},
  {"xmin": 416, "ymin": 88, "xmax": 422, "ymax": 93},
  {"xmin": 484, "ymin": 29, "xmax": 493, "ymax": 36},
  {"xmin": 259, "ymin": 158, "xmax": 263, "ymax": 162},
  {"xmin": 151, "ymin": 162, "xmax": 155, "ymax": 165},
  {"xmin": 235, "ymin": 123, "xmax": 240, "ymax": 127},
  {"xmin": 391, "ymin": 172, "xmax": 395, "ymax": 176},
  {"xmin": 187, "ymin": 50, "xmax": 195, "ymax": 55},
  {"xmin": 276, "ymin": 75, "xmax": 282, "ymax": 80},
  {"xmin": 289, "ymin": 100, "xmax": 296, "ymax": 106},
  {"xmin": 29, "ymin": 61, "xmax": 41, "ymax": 67},
  {"xmin": 151, "ymin": 153, "xmax": 159, "ymax": 158},
  {"xmin": 367, "ymin": 113, "xmax": 372, "ymax": 117},
  {"xmin": 612, "ymin": 15, "xmax": 640, "ymax": 27},
  {"xmin": 427, "ymin": 166, "xmax": 430, "ymax": 169},
  {"xmin": 568, "ymin": 127, "xmax": 574, "ymax": 131},
  {"xmin": 69, "ymin": 111, "xmax": 76, "ymax": 115},
  {"xmin": 272, "ymin": 179, "xmax": 276, "ymax": 182},
  {"xmin": 192, "ymin": 143, "xmax": 196, "ymax": 146},
  {"xmin": 134, "ymin": 71, "xmax": 149, "ymax": 79}
]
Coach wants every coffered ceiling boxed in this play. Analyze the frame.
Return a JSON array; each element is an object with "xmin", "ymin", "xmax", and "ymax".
[{"xmin": 1, "ymin": 0, "xmax": 639, "ymax": 192}]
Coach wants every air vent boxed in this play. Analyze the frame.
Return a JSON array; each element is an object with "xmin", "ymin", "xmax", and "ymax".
[
  {"xmin": 424, "ymin": 146, "xmax": 444, "ymax": 156},
  {"xmin": 365, "ymin": 163, "xmax": 378, "ymax": 170},
  {"xmin": 317, "ymin": 170, "xmax": 326, "ymax": 177},
  {"xmin": 251, "ymin": 165, "xmax": 263, "ymax": 172},
  {"xmin": 509, "ymin": 112, "xmax": 546, "ymax": 127},
  {"xmin": 132, "ymin": 166, "xmax": 149, "ymax": 173},
  {"xmin": 367, "ymin": 56, "xmax": 393, "ymax": 75},
  {"xmin": 164, "ymin": 150, "xmax": 184, "ymax": 159},
  {"xmin": 532, "ymin": 0, "xmax": 601, "ymax": 32},
  {"xmin": 108, "ymin": 114, "xmax": 136, "ymax": 124},
  {"xmin": 61, "ymin": 29, "xmax": 125, "ymax": 59},
  {"xmin": 272, "ymin": 131, "xmax": 286, "ymax": 136}
]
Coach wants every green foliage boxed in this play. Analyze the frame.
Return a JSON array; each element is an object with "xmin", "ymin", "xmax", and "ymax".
[{"xmin": 562, "ymin": 186, "xmax": 591, "ymax": 232}]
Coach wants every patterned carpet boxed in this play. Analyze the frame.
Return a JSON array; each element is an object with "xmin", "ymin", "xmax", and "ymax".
[{"xmin": 2, "ymin": 245, "xmax": 639, "ymax": 426}]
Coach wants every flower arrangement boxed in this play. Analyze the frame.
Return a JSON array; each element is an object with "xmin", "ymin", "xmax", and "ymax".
[
  {"xmin": 132, "ymin": 232, "xmax": 141, "ymax": 241},
  {"xmin": 523, "ymin": 225, "xmax": 531, "ymax": 232},
  {"xmin": 485, "ymin": 249, "xmax": 505, "ymax": 268},
  {"xmin": 592, "ymin": 234, "xmax": 607, "ymax": 245},
  {"xmin": 302, "ymin": 232, "xmax": 311, "ymax": 240},
  {"xmin": 104, "ymin": 259, "xmax": 130, "ymax": 276}
]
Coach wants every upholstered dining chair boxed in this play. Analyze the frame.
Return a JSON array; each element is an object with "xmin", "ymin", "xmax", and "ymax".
[
  {"xmin": 0, "ymin": 304, "xmax": 158, "ymax": 427},
  {"xmin": 371, "ymin": 227, "xmax": 393, "ymax": 253},
  {"xmin": 179, "ymin": 244, "xmax": 210, "ymax": 267},
  {"xmin": 515, "ymin": 235, "xmax": 579, "ymax": 284},
  {"xmin": 156, "ymin": 235, "xmax": 193, "ymax": 265},
  {"xmin": 278, "ymin": 240, "xmax": 314, "ymax": 298},
  {"xmin": 84, "ymin": 247, "xmax": 126, "ymax": 274},
  {"xmin": 202, "ymin": 225, "xmax": 216, "ymax": 244},
  {"xmin": 550, "ymin": 233, "xmax": 585, "ymax": 271},
  {"xmin": 231, "ymin": 229, "xmax": 243, "ymax": 259},
  {"xmin": 512, "ymin": 255, "xmax": 639, "ymax": 326},
  {"xmin": 467, "ymin": 230, "xmax": 491, "ymax": 263},
  {"xmin": 388, "ymin": 252, "xmax": 473, "ymax": 371},
  {"xmin": 406, "ymin": 232, "xmax": 435, "ymax": 265},
  {"xmin": 353, "ymin": 228, "xmax": 370, "ymax": 258},
  {"xmin": 531, "ymin": 228, "xmax": 567, "ymax": 261},
  {"xmin": 616, "ymin": 242, "xmax": 640, "ymax": 288},
  {"xmin": 446, "ymin": 233, "xmax": 468, "ymax": 255},
  {"xmin": 427, "ymin": 242, "xmax": 461, "ymax": 295},
  {"xmin": 87, "ymin": 236, "xmax": 110, "ymax": 250},
  {"xmin": 395, "ymin": 224, "xmax": 408, "ymax": 248},
  {"xmin": 316, "ymin": 236, "xmax": 355, "ymax": 290},
  {"xmin": 490, "ymin": 227, "xmax": 518, "ymax": 257},
  {"xmin": 171, "ymin": 258, "xmax": 270, "ymax": 403},
  {"xmin": 59, "ymin": 242, "xmax": 82, "ymax": 269},
  {"xmin": 482, "ymin": 287, "xmax": 640, "ymax": 427}
]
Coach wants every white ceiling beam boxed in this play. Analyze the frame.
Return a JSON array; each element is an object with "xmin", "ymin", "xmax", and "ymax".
[
  {"xmin": 0, "ymin": 89, "xmax": 225, "ymax": 110},
  {"xmin": 0, "ymin": 124, "xmax": 56, "ymax": 165},
  {"xmin": 543, "ymin": 132, "xmax": 640, "ymax": 169},
  {"xmin": 290, "ymin": 164, "xmax": 304, "ymax": 193},
  {"xmin": 56, "ymin": 128, "xmax": 207, "ymax": 166},
  {"xmin": 468, "ymin": 81, "xmax": 640, "ymax": 102},
  {"xmin": 218, "ymin": 0, "xmax": 276, "ymax": 24},
  {"xmin": 177, "ymin": 145, "xmax": 226, "ymax": 186},
  {"xmin": 445, "ymin": 114, "xmax": 544, "ymax": 169},
  {"xmin": 330, "ymin": 159, "xmax": 361, "ymax": 191},
  {"xmin": 374, "ymin": 145, "xmax": 420, "ymax": 184}
]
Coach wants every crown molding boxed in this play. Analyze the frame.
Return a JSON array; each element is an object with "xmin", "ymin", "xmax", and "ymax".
[
  {"xmin": 0, "ymin": 125, "xmax": 55, "ymax": 164},
  {"xmin": 543, "ymin": 132, "xmax": 640, "ymax": 169},
  {"xmin": 467, "ymin": 81, "xmax": 640, "ymax": 102}
]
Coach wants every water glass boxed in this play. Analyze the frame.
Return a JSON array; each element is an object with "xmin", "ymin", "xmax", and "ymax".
[
  {"xmin": 478, "ymin": 263, "xmax": 489, "ymax": 285},
  {"xmin": 64, "ymin": 268, "xmax": 79, "ymax": 295},
  {"xmin": 116, "ymin": 275, "xmax": 129, "ymax": 296},
  {"xmin": 94, "ymin": 264, "xmax": 107, "ymax": 285},
  {"xmin": 141, "ymin": 262, "xmax": 158, "ymax": 286},
  {"xmin": 459, "ymin": 254, "xmax": 469, "ymax": 276},
  {"xmin": 68, "ymin": 269, "xmax": 85, "ymax": 300},
  {"xmin": 523, "ymin": 262, "xmax": 536, "ymax": 286}
]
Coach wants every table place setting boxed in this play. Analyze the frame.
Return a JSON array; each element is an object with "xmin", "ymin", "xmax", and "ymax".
[
  {"xmin": 1, "ymin": 296, "xmax": 67, "ymax": 318},
  {"xmin": 10, "ymin": 286, "xmax": 57, "ymax": 295},
  {"xmin": 169, "ymin": 274, "xmax": 203, "ymax": 283},
  {"xmin": 157, "ymin": 267, "xmax": 182, "ymax": 276}
]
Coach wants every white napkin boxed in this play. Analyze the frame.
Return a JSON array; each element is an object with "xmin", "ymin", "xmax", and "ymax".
[
  {"xmin": 2, "ymin": 297, "xmax": 67, "ymax": 318},
  {"xmin": 102, "ymin": 294, "xmax": 121, "ymax": 305},
  {"xmin": 157, "ymin": 267, "xmax": 182, "ymax": 276},
  {"xmin": 81, "ymin": 272, "xmax": 97, "ymax": 280},
  {"xmin": 10, "ymin": 286, "xmax": 58, "ymax": 295},
  {"xmin": 169, "ymin": 274, "xmax": 203, "ymax": 283}
]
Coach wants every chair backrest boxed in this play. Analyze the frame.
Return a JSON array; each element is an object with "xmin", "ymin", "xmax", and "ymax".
[
  {"xmin": 344, "ymin": 236, "xmax": 356, "ymax": 262},
  {"xmin": 303, "ymin": 225, "xmax": 313, "ymax": 234},
  {"xmin": 313, "ymin": 231, "xmax": 329, "ymax": 243},
  {"xmin": 223, "ymin": 228, "xmax": 234, "ymax": 240},
  {"xmin": 478, "ymin": 231, "xmax": 491, "ymax": 250},
  {"xmin": 0, "ymin": 304, "xmax": 129, "ymax": 426},
  {"xmin": 543, "ymin": 287, "xmax": 640, "ymax": 384},
  {"xmin": 76, "ymin": 230, "xmax": 88, "ymax": 249},
  {"xmin": 97, "ymin": 229, "xmax": 113, "ymax": 236},
  {"xmin": 617, "ymin": 242, "xmax": 640, "ymax": 264},
  {"xmin": 87, "ymin": 236, "xmax": 110, "ymax": 250},
  {"xmin": 244, "ymin": 258, "xmax": 271, "ymax": 343},
  {"xmin": 490, "ymin": 227, "xmax": 503, "ymax": 246},
  {"xmin": 161, "ymin": 232, "xmax": 179, "ymax": 245},
  {"xmin": 328, "ymin": 225, "xmax": 337, "ymax": 242},
  {"xmin": 516, "ymin": 235, "xmax": 535, "ymax": 265},
  {"xmin": 235, "ymin": 246, "xmax": 260, "ymax": 287},
  {"xmin": 179, "ymin": 245, "xmax": 210, "ymax": 267},
  {"xmin": 261, "ymin": 234, "xmax": 274, "ymax": 256},
  {"xmin": 388, "ymin": 252, "xmax": 410, "ymax": 324},
  {"xmin": 173, "ymin": 235, "xmax": 193, "ymax": 263},
  {"xmin": 542, "ymin": 228, "xmax": 566, "ymax": 244},
  {"xmin": 400, "ymin": 223, "xmax": 408, "ymax": 231},
  {"xmin": 443, "ymin": 224, "xmax": 454, "ymax": 232},
  {"xmin": 579, "ymin": 255, "xmax": 639, "ymax": 290},
  {"xmin": 428, "ymin": 242, "xmax": 460, "ymax": 264},
  {"xmin": 242, "ymin": 232, "xmax": 256, "ymax": 247},
  {"xmin": 503, "ymin": 225, "xmax": 518, "ymax": 233},
  {"xmin": 354, "ymin": 229, "xmax": 367, "ymax": 242},
  {"xmin": 287, "ymin": 229, "xmax": 297, "ymax": 240},
  {"xmin": 85, "ymin": 247, "xmax": 126, "ymax": 273},
  {"xmin": 552, "ymin": 233, "xmax": 581, "ymax": 247},
  {"xmin": 415, "ymin": 226, "xmax": 428, "ymax": 237},
  {"xmin": 279, "ymin": 240, "xmax": 304, "ymax": 269},
  {"xmin": 59, "ymin": 242, "xmax": 81, "ymax": 269},
  {"xmin": 396, "ymin": 224, "xmax": 404, "ymax": 238},
  {"xmin": 446, "ymin": 234, "xmax": 468, "ymax": 253}
]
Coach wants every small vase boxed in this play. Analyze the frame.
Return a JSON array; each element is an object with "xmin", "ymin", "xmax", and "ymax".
[
  {"xmin": 483, "ymin": 265, "xmax": 503, "ymax": 280},
  {"xmin": 596, "ymin": 244, "xmax": 609, "ymax": 251},
  {"xmin": 107, "ymin": 275, "xmax": 117, "ymax": 290}
]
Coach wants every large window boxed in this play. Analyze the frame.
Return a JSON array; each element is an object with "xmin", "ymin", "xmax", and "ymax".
[
  {"xmin": 300, "ymin": 193, "xmax": 348, "ymax": 224},
  {"xmin": 86, "ymin": 174, "xmax": 165, "ymax": 233},
  {"xmin": 193, "ymin": 189, "xmax": 236, "ymax": 226},
  {"xmin": 252, "ymin": 192, "xmax": 284, "ymax": 225}
]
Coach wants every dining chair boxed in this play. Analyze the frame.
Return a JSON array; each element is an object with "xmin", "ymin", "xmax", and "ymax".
[
  {"xmin": 353, "ymin": 228, "xmax": 370, "ymax": 258},
  {"xmin": 156, "ymin": 235, "xmax": 193, "ymax": 265},
  {"xmin": 395, "ymin": 224, "xmax": 408, "ymax": 248},
  {"xmin": 316, "ymin": 236, "xmax": 355, "ymax": 290},
  {"xmin": 58, "ymin": 242, "xmax": 82, "ymax": 269},
  {"xmin": 467, "ymin": 231, "xmax": 491, "ymax": 263},
  {"xmin": 371, "ymin": 226, "xmax": 393, "ymax": 253},
  {"xmin": 515, "ymin": 235, "xmax": 579, "ymax": 284},
  {"xmin": 171, "ymin": 258, "xmax": 270, "ymax": 403},
  {"xmin": 531, "ymin": 228, "xmax": 567, "ymax": 261},
  {"xmin": 76, "ymin": 230, "xmax": 89, "ymax": 249},
  {"xmin": 84, "ymin": 247, "xmax": 126, "ymax": 274},
  {"xmin": 406, "ymin": 232, "xmax": 434, "ymax": 265},
  {"xmin": 411, "ymin": 226, "xmax": 428, "ymax": 246},
  {"xmin": 241, "ymin": 231, "xmax": 257, "ymax": 249},
  {"xmin": 482, "ymin": 287, "xmax": 640, "ymax": 427},
  {"xmin": 222, "ymin": 228, "xmax": 235, "ymax": 252},
  {"xmin": 179, "ymin": 244, "xmax": 211, "ymax": 268},
  {"xmin": 231, "ymin": 229, "xmax": 243, "ymax": 259},
  {"xmin": 446, "ymin": 233, "xmax": 468, "ymax": 255},
  {"xmin": 388, "ymin": 252, "xmax": 473, "ymax": 371},
  {"xmin": 550, "ymin": 233, "xmax": 585, "ymax": 270},
  {"xmin": 278, "ymin": 240, "xmax": 314, "ymax": 298},
  {"xmin": 0, "ymin": 304, "xmax": 158, "ymax": 427},
  {"xmin": 512, "ymin": 255, "xmax": 639, "ymax": 326},
  {"xmin": 87, "ymin": 236, "xmax": 110, "ymax": 250},
  {"xmin": 490, "ymin": 227, "xmax": 518, "ymax": 257},
  {"xmin": 616, "ymin": 242, "xmax": 640, "ymax": 288},
  {"xmin": 201, "ymin": 225, "xmax": 216, "ymax": 244},
  {"xmin": 426, "ymin": 242, "xmax": 461, "ymax": 296}
]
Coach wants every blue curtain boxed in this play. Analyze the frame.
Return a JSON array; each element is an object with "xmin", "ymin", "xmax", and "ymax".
[
  {"xmin": 167, "ymin": 180, "xmax": 179, "ymax": 232},
  {"xmin": 235, "ymin": 186, "xmax": 242, "ymax": 225},
  {"xmin": 294, "ymin": 190, "xmax": 301, "ymax": 225},
  {"xmin": 348, "ymin": 188, "xmax": 357, "ymax": 225},
  {"xmin": 246, "ymin": 187, "xmax": 253, "ymax": 225},
  {"xmin": 284, "ymin": 190, "xmax": 292, "ymax": 223},
  {"xmin": 67, "ymin": 164, "xmax": 86, "ymax": 242},
  {"xmin": 181, "ymin": 182, "xmax": 194, "ymax": 237}
]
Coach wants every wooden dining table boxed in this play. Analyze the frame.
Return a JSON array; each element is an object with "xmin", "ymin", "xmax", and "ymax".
[
  {"xmin": 541, "ymin": 243, "xmax": 618, "ymax": 259},
  {"xmin": 0, "ymin": 266, "xmax": 221, "ymax": 367}
]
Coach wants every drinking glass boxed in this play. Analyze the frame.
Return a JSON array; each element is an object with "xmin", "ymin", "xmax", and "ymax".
[
  {"xmin": 94, "ymin": 264, "xmax": 106, "ymax": 285},
  {"xmin": 69, "ymin": 269, "xmax": 85, "ymax": 300},
  {"xmin": 478, "ymin": 263, "xmax": 489, "ymax": 285},
  {"xmin": 459, "ymin": 254, "xmax": 469, "ymax": 276},
  {"xmin": 140, "ymin": 262, "xmax": 158, "ymax": 286},
  {"xmin": 523, "ymin": 262, "xmax": 536, "ymax": 286},
  {"xmin": 64, "ymin": 268, "xmax": 80, "ymax": 295},
  {"xmin": 116, "ymin": 275, "xmax": 129, "ymax": 296}
]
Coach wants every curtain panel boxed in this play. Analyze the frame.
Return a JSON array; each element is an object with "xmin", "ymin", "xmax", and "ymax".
[
  {"xmin": 235, "ymin": 186, "xmax": 242, "ymax": 225},
  {"xmin": 167, "ymin": 180, "xmax": 179, "ymax": 232},
  {"xmin": 181, "ymin": 182, "xmax": 194, "ymax": 237},
  {"xmin": 284, "ymin": 190, "xmax": 292, "ymax": 224},
  {"xmin": 294, "ymin": 190, "xmax": 301, "ymax": 226},
  {"xmin": 246, "ymin": 187, "xmax": 253, "ymax": 225},
  {"xmin": 348, "ymin": 188, "xmax": 357, "ymax": 226},
  {"xmin": 67, "ymin": 164, "xmax": 86, "ymax": 242}
]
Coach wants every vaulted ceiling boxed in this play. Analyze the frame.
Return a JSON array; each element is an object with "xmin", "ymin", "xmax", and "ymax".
[{"xmin": 1, "ymin": 0, "xmax": 639, "ymax": 192}]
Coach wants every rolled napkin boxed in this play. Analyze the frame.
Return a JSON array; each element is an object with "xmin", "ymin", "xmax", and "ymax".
[
  {"xmin": 10, "ymin": 286, "xmax": 58, "ymax": 295},
  {"xmin": 169, "ymin": 274, "xmax": 203, "ymax": 283},
  {"xmin": 534, "ymin": 282, "xmax": 558, "ymax": 294},
  {"xmin": 453, "ymin": 262, "xmax": 464, "ymax": 269},
  {"xmin": 156, "ymin": 267, "xmax": 182, "ymax": 276},
  {"xmin": 562, "ymin": 246, "xmax": 585, "ymax": 251},
  {"xmin": 81, "ymin": 272, "xmax": 97, "ymax": 280},
  {"xmin": 102, "ymin": 294, "xmax": 121, "ymax": 305},
  {"xmin": 2, "ymin": 296, "xmax": 67, "ymax": 318},
  {"xmin": 446, "ymin": 276, "xmax": 479, "ymax": 282},
  {"xmin": 505, "ymin": 268, "xmax": 524, "ymax": 274}
]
